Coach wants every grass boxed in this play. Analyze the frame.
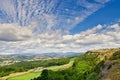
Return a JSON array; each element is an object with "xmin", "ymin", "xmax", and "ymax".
[
  {"xmin": 7, "ymin": 72, "xmax": 42, "ymax": 80},
  {"xmin": 7, "ymin": 58, "xmax": 74, "ymax": 80}
]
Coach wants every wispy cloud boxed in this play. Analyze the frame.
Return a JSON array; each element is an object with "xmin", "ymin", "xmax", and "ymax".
[
  {"xmin": 95, "ymin": 0, "xmax": 110, "ymax": 4},
  {"xmin": 0, "ymin": 0, "xmax": 111, "ymax": 33}
]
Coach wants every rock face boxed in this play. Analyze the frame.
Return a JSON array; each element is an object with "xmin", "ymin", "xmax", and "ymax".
[
  {"xmin": 87, "ymin": 48, "xmax": 120, "ymax": 80},
  {"xmin": 100, "ymin": 60, "xmax": 120, "ymax": 80},
  {"xmin": 86, "ymin": 48, "xmax": 120, "ymax": 60}
]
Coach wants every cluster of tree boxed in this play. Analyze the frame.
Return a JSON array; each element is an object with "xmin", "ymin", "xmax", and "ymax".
[
  {"xmin": 0, "ymin": 58, "xmax": 70, "ymax": 77},
  {"xmin": 33, "ymin": 54, "xmax": 104, "ymax": 80}
]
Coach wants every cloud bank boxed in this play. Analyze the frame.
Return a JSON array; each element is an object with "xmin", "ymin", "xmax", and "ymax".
[
  {"xmin": 0, "ymin": 23, "xmax": 35, "ymax": 41},
  {"xmin": 0, "ymin": 23, "xmax": 120, "ymax": 54}
]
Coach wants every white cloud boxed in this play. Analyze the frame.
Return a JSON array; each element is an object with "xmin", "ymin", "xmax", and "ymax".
[
  {"xmin": 0, "ymin": 23, "xmax": 35, "ymax": 41},
  {"xmin": 0, "ymin": 23, "xmax": 120, "ymax": 55},
  {"xmin": 95, "ymin": 0, "xmax": 110, "ymax": 4}
]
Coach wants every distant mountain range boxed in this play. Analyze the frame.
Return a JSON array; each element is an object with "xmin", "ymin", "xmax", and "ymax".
[
  {"xmin": 0, "ymin": 52, "xmax": 83, "ymax": 62},
  {"xmin": 40, "ymin": 52, "xmax": 83, "ymax": 57}
]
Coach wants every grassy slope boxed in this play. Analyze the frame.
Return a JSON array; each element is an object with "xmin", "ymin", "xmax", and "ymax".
[
  {"xmin": 7, "ymin": 58, "xmax": 75, "ymax": 80},
  {"xmin": 7, "ymin": 72, "xmax": 42, "ymax": 80}
]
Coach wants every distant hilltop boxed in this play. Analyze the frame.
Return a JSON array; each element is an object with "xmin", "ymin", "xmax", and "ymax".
[{"xmin": 86, "ymin": 48, "xmax": 120, "ymax": 60}]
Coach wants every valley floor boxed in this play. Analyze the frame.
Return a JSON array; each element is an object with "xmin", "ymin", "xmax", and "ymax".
[{"xmin": 0, "ymin": 58, "xmax": 74, "ymax": 80}]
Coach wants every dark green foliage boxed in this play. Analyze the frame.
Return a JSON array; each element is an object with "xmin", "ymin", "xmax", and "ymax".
[
  {"xmin": 110, "ymin": 51, "xmax": 120, "ymax": 60},
  {"xmin": 0, "ymin": 58, "xmax": 70, "ymax": 77},
  {"xmin": 107, "ymin": 64, "xmax": 112, "ymax": 70},
  {"xmin": 94, "ymin": 60, "xmax": 104, "ymax": 73},
  {"xmin": 86, "ymin": 72, "xmax": 98, "ymax": 80},
  {"xmin": 33, "ymin": 70, "xmax": 64, "ymax": 80},
  {"xmin": 36, "ymin": 69, "xmax": 49, "ymax": 80},
  {"xmin": 34, "ymin": 54, "xmax": 104, "ymax": 80}
]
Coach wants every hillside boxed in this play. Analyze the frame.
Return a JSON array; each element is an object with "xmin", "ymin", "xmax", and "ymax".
[
  {"xmin": 34, "ymin": 48, "xmax": 120, "ymax": 80},
  {"xmin": 0, "ymin": 52, "xmax": 81, "ymax": 66},
  {"xmin": 0, "ymin": 57, "xmax": 70, "ymax": 78},
  {"xmin": 86, "ymin": 48, "xmax": 120, "ymax": 60},
  {"xmin": 100, "ymin": 49, "xmax": 120, "ymax": 80},
  {"xmin": 86, "ymin": 48, "xmax": 120, "ymax": 80},
  {"xmin": 82, "ymin": 48, "xmax": 120, "ymax": 80}
]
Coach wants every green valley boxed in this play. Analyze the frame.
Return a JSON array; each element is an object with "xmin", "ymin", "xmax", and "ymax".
[{"xmin": 0, "ymin": 48, "xmax": 120, "ymax": 80}]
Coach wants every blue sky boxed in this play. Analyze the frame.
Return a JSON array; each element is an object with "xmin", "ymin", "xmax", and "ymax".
[
  {"xmin": 71, "ymin": 0, "xmax": 120, "ymax": 33},
  {"xmin": 0, "ymin": 0, "xmax": 120, "ymax": 55}
]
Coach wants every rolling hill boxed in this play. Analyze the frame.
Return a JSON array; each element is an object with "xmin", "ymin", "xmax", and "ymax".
[{"xmin": 34, "ymin": 48, "xmax": 120, "ymax": 80}]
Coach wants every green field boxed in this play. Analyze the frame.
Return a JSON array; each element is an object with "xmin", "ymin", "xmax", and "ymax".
[
  {"xmin": 7, "ymin": 58, "xmax": 74, "ymax": 80},
  {"xmin": 7, "ymin": 72, "xmax": 42, "ymax": 80}
]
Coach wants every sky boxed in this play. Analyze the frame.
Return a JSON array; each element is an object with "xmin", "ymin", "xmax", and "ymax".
[{"xmin": 0, "ymin": 0, "xmax": 120, "ymax": 55}]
